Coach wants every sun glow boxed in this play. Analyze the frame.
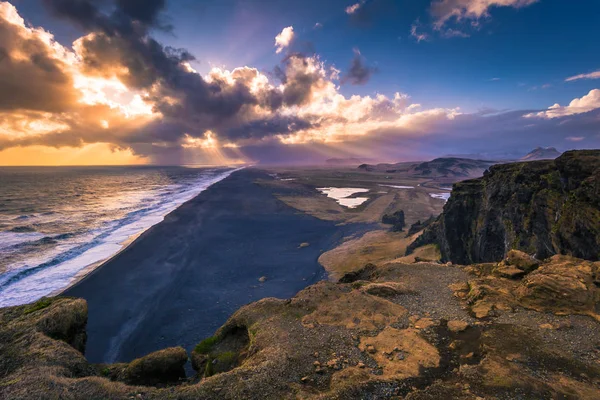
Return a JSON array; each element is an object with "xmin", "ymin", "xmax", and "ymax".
[{"xmin": 73, "ymin": 74, "xmax": 154, "ymax": 118}]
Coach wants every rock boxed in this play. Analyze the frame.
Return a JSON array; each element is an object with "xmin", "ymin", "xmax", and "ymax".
[
  {"xmin": 366, "ymin": 345, "xmax": 377, "ymax": 354},
  {"xmin": 122, "ymin": 347, "xmax": 187, "ymax": 386},
  {"xmin": 360, "ymin": 282, "xmax": 414, "ymax": 297},
  {"xmin": 357, "ymin": 362, "xmax": 366, "ymax": 368},
  {"xmin": 301, "ymin": 376, "xmax": 309, "ymax": 383},
  {"xmin": 447, "ymin": 320, "xmax": 469, "ymax": 333},
  {"xmin": 258, "ymin": 276, "xmax": 267, "ymax": 283},
  {"xmin": 539, "ymin": 323, "xmax": 554, "ymax": 329},
  {"xmin": 495, "ymin": 264, "xmax": 527, "ymax": 279},
  {"xmin": 338, "ymin": 263, "xmax": 377, "ymax": 283},
  {"xmin": 557, "ymin": 321, "xmax": 573, "ymax": 330},
  {"xmin": 414, "ymin": 317, "xmax": 436, "ymax": 329},
  {"xmin": 471, "ymin": 302, "xmax": 494, "ymax": 319},
  {"xmin": 515, "ymin": 257, "xmax": 598, "ymax": 315},
  {"xmin": 505, "ymin": 250, "xmax": 540, "ymax": 273}
]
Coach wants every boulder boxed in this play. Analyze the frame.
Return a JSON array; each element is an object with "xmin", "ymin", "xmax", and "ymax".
[
  {"xmin": 495, "ymin": 264, "xmax": 527, "ymax": 279},
  {"xmin": 360, "ymin": 282, "xmax": 415, "ymax": 297},
  {"xmin": 447, "ymin": 320, "xmax": 469, "ymax": 333},
  {"xmin": 505, "ymin": 250, "xmax": 540, "ymax": 273},
  {"xmin": 122, "ymin": 347, "xmax": 188, "ymax": 386},
  {"xmin": 515, "ymin": 256, "xmax": 599, "ymax": 315}
]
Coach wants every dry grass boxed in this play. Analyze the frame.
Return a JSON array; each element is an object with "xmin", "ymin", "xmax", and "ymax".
[
  {"xmin": 318, "ymin": 230, "xmax": 414, "ymax": 281},
  {"xmin": 358, "ymin": 327, "xmax": 440, "ymax": 379}
]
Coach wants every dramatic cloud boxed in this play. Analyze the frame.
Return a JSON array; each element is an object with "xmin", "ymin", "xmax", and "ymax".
[
  {"xmin": 341, "ymin": 49, "xmax": 377, "ymax": 85},
  {"xmin": 565, "ymin": 70, "xmax": 600, "ymax": 82},
  {"xmin": 0, "ymin": 2, "xmax": 79, "ymax": 113},
  {"xmin": 274, "ymin": 26, "xmax": 294, "ymax": 54},
  {"xmin": 0, "ymin": 0, "xmax": 597, "ymax": 165},
  {"xmin": 525, "ymin": 89, "xmax": 600, "ymax": 119},
  {"xmin": 431, "ymin": 0, "xmax": 539, "ymax": 28}
]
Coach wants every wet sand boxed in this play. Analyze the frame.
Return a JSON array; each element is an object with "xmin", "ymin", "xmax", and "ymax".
[{"xmin": 64, "ymin": 168, "xmax": 366, "ymax": 364}]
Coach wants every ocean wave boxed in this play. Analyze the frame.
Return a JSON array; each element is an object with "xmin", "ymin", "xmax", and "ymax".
[
  {"xmin": 0, "ymin": 231, "xmax": 45, "ymax": 251},
  {"xmin": 0, "ymin": 167, "xmax": 241, "ymax": 307},
  {"xmin": 9, "ymin": 226, "xmax": 36, "ymax": 233}
]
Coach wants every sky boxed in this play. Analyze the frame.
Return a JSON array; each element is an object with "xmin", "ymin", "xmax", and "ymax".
[{"xmin": 0, "ymin": 0, "xmax": 599, "ymax": 165}]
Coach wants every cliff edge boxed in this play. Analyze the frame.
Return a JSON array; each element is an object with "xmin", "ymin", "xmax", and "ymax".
[{"xmin": 408, "ymin": 150, "xmax": 600, "ymax": 264}]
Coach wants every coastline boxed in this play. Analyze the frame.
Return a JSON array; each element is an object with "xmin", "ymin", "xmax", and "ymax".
[
  {"xmin": 57, "ymin": 166, "xmax": 246, "ymax": 296},
  {"xmin": 0, "ymin": 166, "xmax": 242, "ymax": 308},
  {"xmin": 64, "ymin": 168, "xmax": 368, "ymax": 364}
]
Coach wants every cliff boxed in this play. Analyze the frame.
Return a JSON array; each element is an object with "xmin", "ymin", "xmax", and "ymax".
[{"xmin": 408, "ymin": 150, "xmax": 600, "ymax": 264}]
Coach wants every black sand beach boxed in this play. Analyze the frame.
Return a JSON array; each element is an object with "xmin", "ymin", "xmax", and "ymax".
[{"xmin": 64, "ymin": 168, "xmax": 365, "ymax": 364}]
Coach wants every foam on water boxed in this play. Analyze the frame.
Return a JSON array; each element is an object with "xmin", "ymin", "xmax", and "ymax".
[
  {"xmin": 0, "ymin": 167, "xmax": 241, "ymax": 307},
  {"xmin": 0, "ymin": 232, "xmax": 46, "ymax": 251}
]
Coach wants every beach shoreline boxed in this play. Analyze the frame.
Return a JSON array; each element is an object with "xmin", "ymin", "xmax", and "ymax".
[
  {"xmin": 64, "ymin": 168, "xmax": 369, "ymax": 365},
  {"xmin": 55, "ymin": 166, "xmax": 246, "ymax": 297}
]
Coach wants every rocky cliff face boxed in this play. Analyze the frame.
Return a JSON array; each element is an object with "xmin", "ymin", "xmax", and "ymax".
[{"xmin": 408, "ymin": 150, "xmax": 600, "ymax": 264}]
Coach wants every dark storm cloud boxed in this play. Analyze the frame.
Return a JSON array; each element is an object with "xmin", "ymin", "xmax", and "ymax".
[
  {"xmin": 0, "ymin": 12, "xmax": 77, "ymax": 112},
  {"xmin": 342, "ymin": 50, "xmax": 377, "ymax": 85},
  {"xmin": 42, "ymin": 0, "xmax": 168, "ymax": 32},
  {"xmin": 223, "ymin": 115, "xmax": 317, "ymax": 141},
  {"xmin": 38, "ymin": 0, "xmax": 316, "ymax": 148}
]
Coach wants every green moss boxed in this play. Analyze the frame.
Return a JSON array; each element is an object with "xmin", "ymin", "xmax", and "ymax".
[
  {"xmin": 23, "ymin": 298, "xmax": 52, "ymax": 315},
  {"xmin": 216, "ymin": 351, "xmax": 237, "ymax": 364},
  {"xmin": 100, "ymin": 367, "xmax": 110, "ymax": 377},
  {"xmin": 204, "ymin": 357, "xmax": 214, "ymax": 377},
  {"xmin": 351, "ymin": 281, "xmax": 368, "ymax": 289},
  {"xmin": 0, "ymin": 378, "xmax": 21, "ymax": 387},
  {"xmin": 283, "ymin": 309, "xmax": 304, "ymax": 319},
  {"xmin": 194, "ymin": 336, "xmax": 220, "ymax": 354}
]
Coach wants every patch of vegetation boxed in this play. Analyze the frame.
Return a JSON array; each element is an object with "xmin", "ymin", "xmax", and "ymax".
[
  {"xmin": 283, "ymin": 309, "xmax": 304, "ymax": 319},
  {"xmin": 23, "ymin": 298, "xmax": 52, "ymax": 315},
  {"xmin": 216, "ymin": 351, "xmax": 237, "ymax": 364},
  {"xmin": 0, "ymin": 378, "xmax": 21, "ymax": 387},
  {"xmin": 194, "ymin": 336, "xmax": 220, "ymax": 354},
  {"xmin": 204, "ymin": 357, "xmax": 214, "ymax": 377}
]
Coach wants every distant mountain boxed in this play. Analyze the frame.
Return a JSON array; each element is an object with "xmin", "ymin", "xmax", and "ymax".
[
  {"xmin": 520, "ymin": 147, "xmax": 561, "ymax": 161},
  {"xmin": 359, "ymin": 157, "xmax": 497, "ymax": 179},
  {"xmin": 325, "ymin": 157, "xmax": 371, "ymax": 166}
]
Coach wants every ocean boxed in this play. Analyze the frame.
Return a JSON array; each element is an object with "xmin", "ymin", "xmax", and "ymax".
[{"xmin": 0, "ymin": 165, "xmax": 238, "ymax": 307}]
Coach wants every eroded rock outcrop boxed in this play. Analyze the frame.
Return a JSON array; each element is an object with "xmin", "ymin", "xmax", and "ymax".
[
  {"xmin": 2, "ymin": 260, "xmax": 599, "ymax": 399},
  {"xmin": 408, "ymin": 150, "xmax": 600, "ymax": 264},
  {"xmin": 452, "ymin": 254, "xmax": 600, "ymax": 320}
]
